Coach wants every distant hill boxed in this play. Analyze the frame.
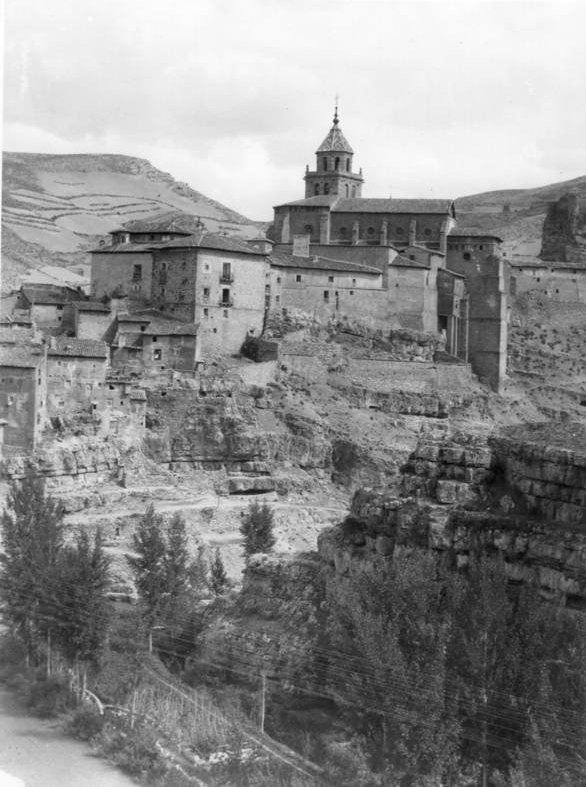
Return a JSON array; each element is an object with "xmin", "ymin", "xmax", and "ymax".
[
  {"xmin": 1, "ymin": 152, "xmax": 264, "ymax": 292},
  {"xmin": 455, "ymin": 175, "xmax": 586, "ymax": 258}
]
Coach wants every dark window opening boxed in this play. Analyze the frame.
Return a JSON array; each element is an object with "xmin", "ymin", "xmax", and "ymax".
[
  {"xmin": 322, "ymin": 158, "xmax": 328, "ymax": 171},
  {"xmin": 221, "ymin": 288, "xmax": 231, "ymax": 305},
  {"xmin": 324, "ymin": 183, "xmax": 330, "ymax": 195},
  {"xmin": 346, "ymin": 158, "xmax": 350, "ymax": 172},
  {"xmin": 463, "ymin": 252, "xmax": 471, "ymax": 261},
  {"xmin": 335, "ymin": 157, "xmax": 340, "ymax": 171},
  {"xmin": 328, "ymin": 276, "xmax": 334, "ymax": 283},
  {"xmin": 314, "ymin": 184, "xmax": 320, "ymax": 195},
  {"xmin": 295, "ymin": 274, "xmax": 302, "ymax": 283},
  {"xmin": 152, "ymin": 336, "xmax": 158, "ymax": 342},
  {"xmin": 323, "ymin": 290, "xmax": 329, "ymax": 302},
  {"xmin": 154, "ymin": 349, "xmax": 162, "ymax": 360},
  {"xmin": 203, "ymin": 308, "xmax": 209, "ymax": 317}
]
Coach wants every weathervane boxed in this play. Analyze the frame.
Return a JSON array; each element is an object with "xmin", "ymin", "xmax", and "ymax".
[{"xmin": 334, "ymin": 93, "xmax": 340, "ymax": 125}]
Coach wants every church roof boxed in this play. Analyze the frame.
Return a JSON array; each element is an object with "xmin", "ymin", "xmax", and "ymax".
[
  {"xmin": 274, "ymin": 196, "xmax": 456, "ymax": 215},
  {"xmin": 335, "ymin": 198, "xmax": 456, "ymax": 215},
  {"xmin": 271, "ymin": 250, "xmax": 381, "ymax": 275},
  {"xmin": 315, "ymin": 110, "xmax": 354, "ymax": 154}
]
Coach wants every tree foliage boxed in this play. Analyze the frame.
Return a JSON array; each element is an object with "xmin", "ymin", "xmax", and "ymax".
[
  {"xmin": 239, "ymin": 500, "xmax": 276, "ymax": 560},
  {"xmin": 210, "ymin": 548, "xmax": 229, "ymax": 596},
  {"xmin": 126, "ymin": 504, "xmax": 167, "ymax": 626}
]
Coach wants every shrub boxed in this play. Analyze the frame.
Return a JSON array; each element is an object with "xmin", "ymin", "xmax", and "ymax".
[
  {"xmin": 67, "ymin": 705, "xmax": 105, "ymax": 741},
  {"xmin": 24, "ymin": 676, "xmax": 73, "ymax": 718},
  {"xmin": 240, "ymin": 501, "xmax": 276, "ymax": 560}
]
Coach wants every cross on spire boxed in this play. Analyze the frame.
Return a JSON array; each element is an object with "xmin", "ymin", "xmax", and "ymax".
[{"xmin": 333, "ymin": 94, "xmax": 339, "ymax": 125}]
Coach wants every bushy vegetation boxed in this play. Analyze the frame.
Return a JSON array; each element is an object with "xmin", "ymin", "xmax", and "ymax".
[{"xmin": 239, "ymin": 500, "xmax": 276, "ymax": 560}]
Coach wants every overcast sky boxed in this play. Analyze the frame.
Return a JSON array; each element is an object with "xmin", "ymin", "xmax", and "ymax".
[{"xmin": 3, "ymin": 0, "xmax": 586, "ymax": 220}]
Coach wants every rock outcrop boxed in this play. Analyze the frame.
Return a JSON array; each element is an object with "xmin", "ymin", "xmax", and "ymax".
[{"xmin": 540, "ymin": 193, "xmax": 586, "ymax": 263}]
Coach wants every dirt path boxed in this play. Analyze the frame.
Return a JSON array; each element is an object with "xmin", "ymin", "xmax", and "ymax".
[{"xmin": 0, "ymin": 687, "xmax": 140, "ymax": 787}]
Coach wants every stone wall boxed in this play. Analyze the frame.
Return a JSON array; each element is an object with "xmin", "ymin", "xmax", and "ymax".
[{"xmin": 540, "ymin": 193, "xmax": 586, "ymax": 263}]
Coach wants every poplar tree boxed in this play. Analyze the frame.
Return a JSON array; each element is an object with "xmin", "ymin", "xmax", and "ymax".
[
  {"xmin": 126, "ymin": 504, "xmax": 167, "ymax": 626},
  {"xmin": 210, "ymin": 548, "xmax": 229, "ymax": 596},
  {"xmin": 0, "ymin": 470, "xmax": 65, "ymax": 659},
  {"xmin": 240, "ymin": 500, "xmax": 276, "ymax": 560}
]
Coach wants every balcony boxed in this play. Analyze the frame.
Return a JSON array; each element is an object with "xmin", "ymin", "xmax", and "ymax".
[
  {"xmin": 219, "ymin": 274, "xmax": 234, "ymax": 284},
  {"xmin": 219, "ymin": 298, "xmax": 234, "ymax": 307}
]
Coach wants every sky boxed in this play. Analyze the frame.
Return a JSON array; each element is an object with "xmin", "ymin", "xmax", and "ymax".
[{"xmin": 3, "ymin": 0, "xmax": 586, "ymax": 220}]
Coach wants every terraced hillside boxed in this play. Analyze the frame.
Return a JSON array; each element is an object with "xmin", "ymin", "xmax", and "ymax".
[{"xmin": 1, "ymin": 152, "xmax": 262, "ymax": 292}]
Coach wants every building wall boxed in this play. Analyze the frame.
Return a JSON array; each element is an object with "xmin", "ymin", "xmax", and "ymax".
[
  {"xmin": 511, "ymin": 266, "xmax": 586, "ymax": 303},
  {"xmin": 142, "ymin": 334, "xmax": 199, "ymax": 373},
  {"xmin": 387, "ymin": 266, "xmax": 437, "ymax": 333},
  {"xmin": 30, "ymin": 303, "xmax": 65, "ymax": 330},
  {"xmin": 150, "ymin": 248, "xmax": 197, "ymax": 319},
  {"xmin": 0, "ymin": 352, "xmax": 46, "ymax": 449},
  {"xmin": 91, "ymin": 251, "xmax": 153, "ymax": 300},
  {"xmin": 46, "ymin": 355, "xmax": 108, "ymax": 417},
  {"xmin": 195, "ymin": 249, "xmax": 268, "ymax": 355},
  {"xmin": 76, "ymin": 311, "xmax": 113, "ymax": 341},
  {"xmin": 447, "ymin": 238, "xmax": 508, "ymax": 391}
]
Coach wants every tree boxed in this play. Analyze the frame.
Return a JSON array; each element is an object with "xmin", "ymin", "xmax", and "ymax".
[
  {"xmin": 188, "ymin": 544, "xmax": 210, "ymax": 596},
  {"xmin": 239, "ymin": 500, "xmax": 275, "ymax": 561},
  {"xmin": 210, "ymin": 548, "xmax": 229, "ymax": 596},
  {"xmin": 164, "ymin": 513, "xmax": 189, "ymax": 605},
  {"xmin": 324, "ymin": 548, "xmax": 460, "ymax": 784},
  {"xmin": 0, "ymin": 470, "xmax": 65, "ymax": 660},
  {"xmin": 126, "ymin": 505, "xmax": 167, "ymax": 626},
  {"xmin": 54, "ymin": 529, "xmax": 111, "ymax": 670}
]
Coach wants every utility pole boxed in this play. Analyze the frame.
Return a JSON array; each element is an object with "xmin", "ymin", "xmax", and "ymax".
[{"xmin": 260, "ymin": 671, "xmax": 267, "ymax": 734}]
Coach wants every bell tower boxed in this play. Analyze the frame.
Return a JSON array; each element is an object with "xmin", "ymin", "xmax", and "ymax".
[{"xmin": 304, "ymin": 103, "xmax": 364, "ymax": 199}]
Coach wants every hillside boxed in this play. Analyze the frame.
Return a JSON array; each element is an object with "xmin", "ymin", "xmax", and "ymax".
[
  {"xmin": 1, "ymin": 152, "xmax": 263, "ymax": 292},
  {"xmin": 455, "ymin": 174, "xmax": 586, "ymax": 257}
]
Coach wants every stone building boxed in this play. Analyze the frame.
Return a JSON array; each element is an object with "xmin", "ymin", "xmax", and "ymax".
[
  {"xmin": 268, "ymin": 109, "xmax": 508, "ymax": 390},
  {"xmin": 112, "ymin": 311, "xmax": 199, "ymax": 374},
  {"xmin": 16, "ymin": 284, "xmax": 83, "ymax": 332},
  {"xmin": 91, "ymin": 228, "xmax": 268, "ymax": 356},
  {"xmin": 62, "ymin": 301, "xmax": 112, "ymax": 340},
  {"xmin": 46, "ymin": 337, "xmax": 109, "ymax": 417},
  {"xmin": 0, "ymin": 342, "xmax": 48, "ymax": 450}
]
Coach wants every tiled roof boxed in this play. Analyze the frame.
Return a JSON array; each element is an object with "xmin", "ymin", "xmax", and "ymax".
[
  {"xmin": 117, "ymin": 313, "xmax": 152, "ymax": 324},
  {"xmin": 316, "ymin": 114, "xmax": 354, "ymax": 154},
  {"xmin": 274, "ymin": 197, "xmax": 456, "ymax": 215},
  {"xmin": 448, "ymin": 229, "xmax": 503, "ymax": 242},
  {"xmin": 270, "ymin": 250, "xmax": 381, "ymax": 275},
  {"xmin": 158, "ymin": 232, "xmax": 267, "ymax": 256},
  {"xmin": 115, "ymin": 211, "xmax": 201, "ymax": 235},
  {"xmin": 90, "ymin": 242, "xmax": 165, "ymax": 253},
  {"xmin": 274, "ymin": 196, "xmax": 340, "ymax": 209},
  {"xmin": 334, "ymin": 198, "xmax": 456, "ymax": 215},
  {"xmin": 48, "ymin": 337, "xmax": 108, "ymax": 358},
  {"xmin": 21, "ymin": 285, "xmax": 79, "ymax": 305},
  {"xmin": 74, "ymin": 301, "xmax": 111, "ymax": 313},
  {"xmin": 117, "ymin": 311, "xmax": 198, "ymax": 336},
  {"xmin": 0, "ymin": 345, "xmax": 45, "ymax": 368},
  {"xmin": 391, "ymin": 255, "xmax": 430, "ymax": 270}
]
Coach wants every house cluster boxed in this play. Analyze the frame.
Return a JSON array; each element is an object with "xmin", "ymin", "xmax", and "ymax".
[{"xmin": 1, "ymin": 109, "xmax": 511, "ymax": 453}]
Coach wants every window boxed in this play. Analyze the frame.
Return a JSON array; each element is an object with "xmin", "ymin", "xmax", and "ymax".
[
  {"xmin": 140, "ymin": 325, "xmax": 146, "ymax": 332},
  {"xmin": 203, "ymin": 287, "xmax": 210, "ymax": 298},
  {"xmin": 351, "ymin": 186, "xmax": 356, "ymax": 197},
  {"xmin": 221, "ymin": 288, "xmax": 231, "ymax": 305},
  {"xmin": 223, "ymin": 310, "xmax": 229, "ymax": 318},
  {"xmin": 203, "ymin": 308, "xmax": 209, "ymax": 317},
  {"xmin": 346, "ymin": 158, "xmax": 350, "ymax": 172},
  {"xmin": 295, "ymin": 274, "xmax": 302, "ymax": 283},
  {"xmin": 222, "ymin": 262, "xmax": 232, "ymax": 281},
  {"xmin": 57, "ymin": 304, "xmax": 64, "ymax": 311},
  {"xmin": 352, "ymin": 278, "xmax": 356, "ymax": 285},
  {"xmin": 463, "ymin": 253, "xmax": 471, "ymax": 261},
  {"xmin": 152, "ymin": 336, "xmax": 158, "ymax": 342},
  {"xmin": 345, "ymin": 184, "xmax": 349, "ymax": 197},
  {"xmin": 276, "ymin": 277, "xmax": 281, "ymax": 284},
  {"xmin": 410, "ymin": 255, "xmax": 415, "ymax": 261},
  {"xmin": 323, "ymin": 158, "xmax": 328, "ymax": 171},
  {"xmin": 314, "ymin": 184, "xmax": 320, "ymax": 195},
  {"xmin": 324, "ymin": 183, "xmax": 330, "ymax": 194},
  {"xmin": 275, "ymin": 295, "xmax": 280, "ymax": 304},
  {"xmin": 335, "ymin": 157, "xmax": 340, "ymax": 171},
  {"xmin": 205, "ymin": 263, "xmax": 210, "ymax": 271},
  {"xmin": 323, "ymin": 290, "xmax": 329, "ymax": 302},
  {"xmin": 160, "ymin": 287, "xmax": 166, "ymax": 296},
  {"xmin": 328, "ymin": 276, "xmax": 334, "ymax": 283},
  {"xmin": 340, "ymin": 227, "xmax": 347, "ymax": 238},
  {"xmin": 350, "ymin": 290, "xmax": 354, "ymax": 295},
  {"xmin": 304, "ymin": 224, "xmax": 313, "ymax": 236},
  {"xmin": 479, "ymin": 245, "xmax": 484, "ymax": 250},
  {"xmin": 154, "ymin": 349, "xmax": 162, "ymax": 360}
]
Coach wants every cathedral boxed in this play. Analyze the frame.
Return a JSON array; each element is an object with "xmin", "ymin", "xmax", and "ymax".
[{"xmin": 268, "ymin": 108, "xmax": 509, "ymax": 392}]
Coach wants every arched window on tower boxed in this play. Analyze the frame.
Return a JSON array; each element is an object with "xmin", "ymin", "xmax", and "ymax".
[
  {"xmin": 323, "ymin": 158, "xmax": 328, "ymax": 171},
  {"xmin": 314, "ymin": 184, "xmax": 320, "ymax": 195},
  {"xmin": 346, "ymin": 158, "xmax": 350, "ymax": 172},
  {"xmin": 324, "ymin": 183, "xmax": 330, "ymax": 195},
  {"xmin": 351, "ymin": 186, "xmax": 356, "ymax": 197},
  {"xmin": 345, "ymin": 184, "xmax": 349, "ymax": 197},
  {"xmin": 335, "ymin": 157, "xmax": 340, "ymax": 171}
]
